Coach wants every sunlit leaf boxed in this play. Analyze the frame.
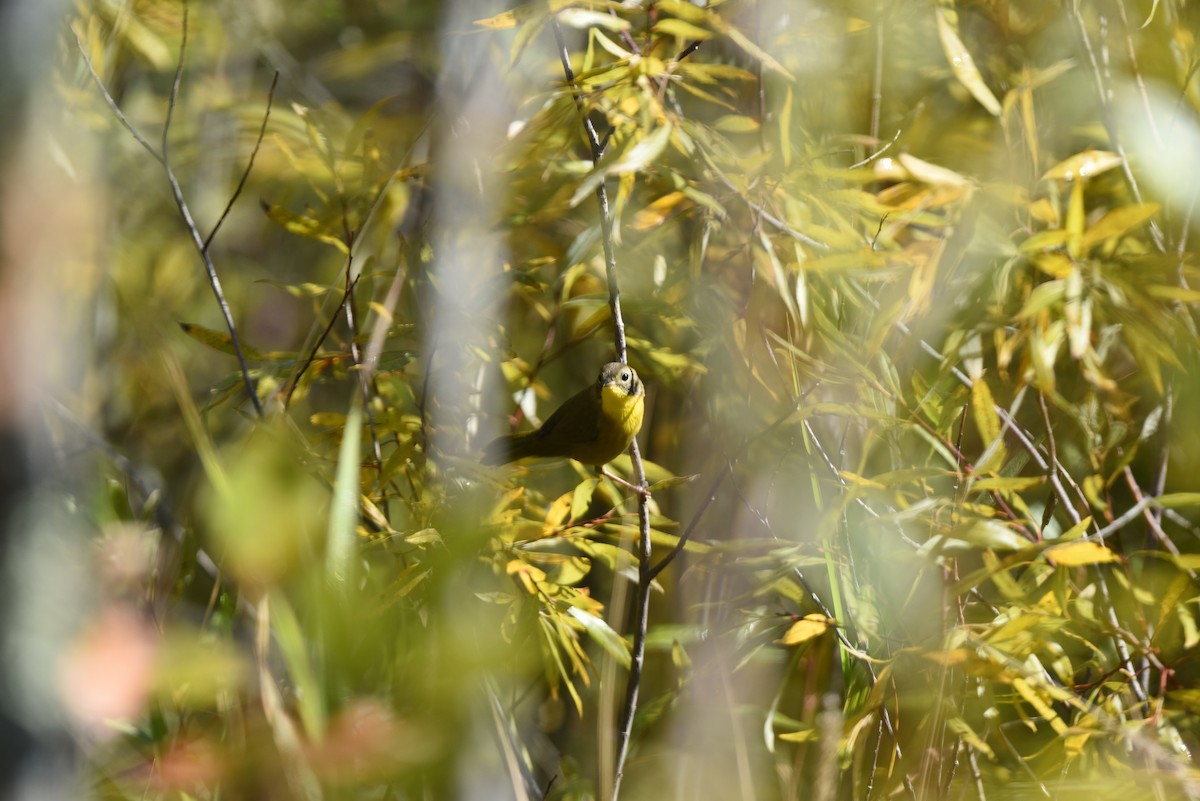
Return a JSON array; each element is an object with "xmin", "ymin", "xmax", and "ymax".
[
  {"xmin": 778, "ymin": 614, "xmax": 835, "ymax": 645},
  {"xmin": 1016, "ymin": 280, "xmax": 1065, "ymax": 319},
  {"xmin": 543, "ymin": 491, "xmax": 574, "ymax": 536},
  {"xmin": 897, "ymin": 153, "xmax": 971, "ymax": 187},
  {"xmin": 714, "ymin": 115, "xmax": 761, "ymax": 133},
  {"xmin": 1080, "ymin": 203, "xmax": 1161, "ymax": 251},
  {"xmin": 631, "ymin": 191, "xmax": 687, "ymax": 231},
  {"xmin": 1046, "ymin": 540, "xmax": 1118, "ymax": 566},
  {"xmin": 557, "ymin": 8, "xmax": 630, "ymax": 31},
  {"xmin": 261, "ymin": 202, "xmax": 349, "ymax": 253},
  {"xmin": 935, "ymin": 6, "xmax": 1001, "ymax": 115},
  {"xmin": 327, "ymin": 403, "xmax": 363, "ymax": 583},
  {"xmin": 1040, "ymin": 150, "xmax": 1122, "ymax": 182},
  {"xmin": 653, "ymin": 18, "xmax": 713, "ymax": 41},
  {"xmin": 475, "ymin": 0, "xmax": 575, "ymax": 29}
]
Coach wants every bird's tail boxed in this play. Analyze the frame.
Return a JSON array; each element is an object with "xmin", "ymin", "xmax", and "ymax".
[{"xmin": 481, "ymin": 431, "xmax": 540, "ymax": 465}]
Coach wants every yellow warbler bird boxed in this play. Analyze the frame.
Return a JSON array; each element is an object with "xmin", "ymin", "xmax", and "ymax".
[{"xmin": 482, "ymin": 362, "xmax": 644, "ymax": 467}]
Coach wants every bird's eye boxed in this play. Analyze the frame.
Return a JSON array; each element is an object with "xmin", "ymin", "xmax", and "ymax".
[{"xmin": 621, "ymin": 370, "xmax": 630, "ymax": 382}]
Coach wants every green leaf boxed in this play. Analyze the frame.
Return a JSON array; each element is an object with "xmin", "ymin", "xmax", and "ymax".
[
  {"xmin": 269, "ymin": 593, "xmax": 326, "ymax": 739},
  {"xmin": 1157, "ymin": 493, "xmax": 1200, "ymax": 509},
  {"xmin": 1016, "ymin": 280, "xmax": 1065, "ymax": 319},
  {"xmin": 570, "ymin": 479, "xmax": 598, "ymax": 522},
  {"xmin": 570, "ymin": 124, "xmax": 674, "ymax": 207},
  {"xmin": 261, "ymin": 202, "xmax": 349, "ymax": 253},
  {"xmin": 179, "ymin": 322, "xmax": 269, "ymax": 362},
  {"xmin": 326, "ymin": 403, "xmax": 363, "ymax": 583},
  {"xmin": 567, "ymin": 607, "xmax": 630, "ymax": 668},
  {"xmin": 956, "ymin": 520, "xmax": 1031, "ymax": 551},
  {"xmin": 653, "ymin": 18, "xmax": 713, "ymax": 40},
  {"xmin": 971, "ymin": 476, "xmax": 1044, "ymax": 492}
]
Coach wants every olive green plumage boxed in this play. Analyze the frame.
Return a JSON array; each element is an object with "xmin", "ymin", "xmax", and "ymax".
[{"xmin": 483, "ymin": 363, "xmax": 645, "ymax": 467}]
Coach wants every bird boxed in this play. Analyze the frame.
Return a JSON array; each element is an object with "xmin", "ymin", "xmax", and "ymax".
[{"xmin": 482, "ymin": 362, "xmax": 644, "ymax": 467}]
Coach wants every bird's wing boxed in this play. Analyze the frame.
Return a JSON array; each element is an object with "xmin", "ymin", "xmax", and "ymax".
[{"xmin": 533, "ymin": 386, "xmax": 600, "ymax": 448}]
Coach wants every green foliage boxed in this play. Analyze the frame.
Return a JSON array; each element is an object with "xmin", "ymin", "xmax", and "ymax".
[{"xmin": 57, "ymin": 0, "xmax": 1200, "ymax": 799}]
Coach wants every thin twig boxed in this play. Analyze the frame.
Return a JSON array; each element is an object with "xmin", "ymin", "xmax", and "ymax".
[
  {"xmin": 73, "ymin": 30, "xmax": 164, "ymax": 165},
  {"xmin": 79, "ymin": 2, "xmax": 265, "ymax": 416},
  {"xmin": 648, "ymin": 464, "xmax": 728, "ymax": 581},
  {"xmin": 204, "ymin": 71, "xmax": 281, "ymax": 253},
  {"xmin": 281, "ymin": 274, "xmax": 359, "ymax": 408}
]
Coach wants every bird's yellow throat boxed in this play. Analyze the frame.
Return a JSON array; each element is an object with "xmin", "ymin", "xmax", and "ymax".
[{"xmin": 602, "ymin": 382, "xmax": 644, "ymax": 437}]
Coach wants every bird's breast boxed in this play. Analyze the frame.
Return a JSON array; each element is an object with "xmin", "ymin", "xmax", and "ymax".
[{"xmin": 601, "ymin": 384, "xmax": 644, "ymax": 438}]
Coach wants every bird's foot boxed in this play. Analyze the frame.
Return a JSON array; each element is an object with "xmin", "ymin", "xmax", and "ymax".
[{"xmin": 601, "ymin": 468, "xmax": 651, "ymax": 501}]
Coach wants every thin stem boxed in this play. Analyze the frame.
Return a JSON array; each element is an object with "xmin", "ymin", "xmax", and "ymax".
[
  {"xmin": 551, "ymin": 20, "xmax": 627, "ymax": 363},
  {"xmin": 550, "ymin": 18, "xmax": 649, "ymax": 799},
  {"xmin": 204, "ymin": 71, "xmax": 280, "ymax": 253},
  {"xmin": 80, "ymin": 3, "xmax": 264, "ymax": 416},
  {"xmin": 73, "ymin": 30, "xmax": 164, "ymax": 165},
  {"xmin": 282, "ymin": 275, "xmax": 359, "ymax": 409}
]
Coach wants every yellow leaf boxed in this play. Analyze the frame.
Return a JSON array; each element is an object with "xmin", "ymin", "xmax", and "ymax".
[
  {"xmin": 1080, "ymin": 203, "xmax": 1161, "ymax": 252},
  {"xmin": 936, "ymin": 7, "xmax": 1001, "ymax": 115},
  {"xmin": 1047, "ymin": 540, "xmax": 1118, "ymax": 566},
  {"xmin": 970, "ymin": 476, "xmax": 1044, "ymax": 492},
  {"xmin": 948, "ymin": 717, "xmax": 995, "ymax": 760},
  {"xmin": 475, "ymin": 0, "xmax": 574, "ymax": 29},
  {"xmin": 543, "ymin": 492, "xmax": 573, "ymax": 536},
  {"xmin": 925, "ymin": 648, "xmax": 970, "ymax": 666},
  {"xmin": 1059, "ymin": 515, "xmax": 1094, "ymax": 541},
  {"xmin": 506, "ymin": 559, "xmax": 546, "ymax": 594},
  {"xmin": 631, "ymin": 191, "xmax": 687, "ymax": 230},
  {"xmin": 780, "ymin": 86, "xmax": 794, "ymax": 169},
  {"xmin": 714, "ymin": 114, "xmax": 761, "ymax": 133},
  {"xmin": 971, "ymin": 378, "xmax": 1001, "ymax": 447},
  {"xmin": 779, "ymin": 614, "xmax": 835, "ymax": 645},
  {"xmin": 656, "ymin": 0, "xmax": 708, "ymax": 23},
  {"xmin": 1146, "ymin": 285, "xmax": 1200, "ymax": 303},
  {"xmin": 557, "ymin": 8, "xmax": 630, "ymax": 31},
  {"xmin": 709, "ymin": 15, "xmax": 795, "ymax": 80},
  {"xmin": 653, "ymin": 18, "xmax": 713, "ymax": 40},
  {"xmin": 897, "ymin": 153, "xmax": 971, "ymax": 187},
  {"xmin": 1032, "ymin": 252, "xmax": 1072, "ymax": 278},
  {"xmin": 1012, "ymin": 676, "xmax": 1068, "ymax": 734},
  {"xmin": 1041, "ymin": 150, "xmax": 1122, "ymax": 182},
  {"xmin": 777, "ymin": 727, "xmax": 819, "ymax": 743},
  {"xmin": 838, "ymin": 471, "xmax": 885, "ymax": 490},
  {"xmin": 1028, "ymin": 197, "xmax": 1059, "ymax": 226}
]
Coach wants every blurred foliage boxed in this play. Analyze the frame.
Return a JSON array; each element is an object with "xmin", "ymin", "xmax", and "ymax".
[{"xmin": 52, "ymin": 0, "xmax": 1200, "ymax": 799}]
